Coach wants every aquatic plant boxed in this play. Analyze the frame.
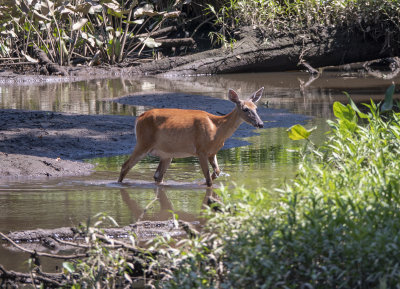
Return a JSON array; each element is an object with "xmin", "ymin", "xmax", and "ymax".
[{"xmin": 0, "ymin": 0, "xmax": 188, "ymax": 65}]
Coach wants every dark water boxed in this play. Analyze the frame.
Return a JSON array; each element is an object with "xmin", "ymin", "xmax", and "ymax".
[{"xmin": 0, "ymin": 71, "xmax": 398, "ymax": 271}]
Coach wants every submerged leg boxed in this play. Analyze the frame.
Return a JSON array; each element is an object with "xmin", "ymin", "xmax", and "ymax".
[
  {"xmin": 199, "ymin": 154, "xmax": 212, "ymax": 187},
  {"xmin": 208, "ymin": 154, "xmax": 221, "ymax": 180},
  {"xmin": 118, "ymin": 145, "xmax": 149, "ymax": 182},
  {"xmin": 154, "ymin": 158, "xmax": 172, "ymax": 184}
]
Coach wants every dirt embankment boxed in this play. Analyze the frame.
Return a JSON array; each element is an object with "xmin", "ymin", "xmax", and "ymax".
[
  {"xmin": 0, "ymin": 110, "xmax": 135, "ymax": 180},
  {"xmin": 2, "ymin": 25, "xmax": 399, "ymax": 84},
  {"xmin": 0, "ymin": 92, "xmax": 309, "ymax": 180}
]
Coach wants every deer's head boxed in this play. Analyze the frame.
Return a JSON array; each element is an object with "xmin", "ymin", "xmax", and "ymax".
[{"xmin": 228, "ymin": 87, "xmax": 264, "ymax": 128}]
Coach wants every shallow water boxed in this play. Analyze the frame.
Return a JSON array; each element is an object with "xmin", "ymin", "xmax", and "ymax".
[{"xmin": 0, "ymin": 70, "xmax": 398, "ymax": 271}]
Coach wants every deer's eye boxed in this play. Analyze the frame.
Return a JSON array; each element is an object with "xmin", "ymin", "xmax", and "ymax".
[{"xmin": 243, "ymin": 107, "xmax": 249, "ymax": 112}]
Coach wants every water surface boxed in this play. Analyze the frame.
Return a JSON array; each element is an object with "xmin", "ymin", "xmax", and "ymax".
[{"xmin": 0, "ymin": 71, "xmax": 398, "ymax": 271}]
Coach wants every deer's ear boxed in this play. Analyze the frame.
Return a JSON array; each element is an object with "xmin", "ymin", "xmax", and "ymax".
[
  {"xmin": 228, "ymin": 89, "xmax": 240, "ymax": 104},
  {"xmin": 251, "ymin": 87, "xmax": 264, "ymax": 103}
]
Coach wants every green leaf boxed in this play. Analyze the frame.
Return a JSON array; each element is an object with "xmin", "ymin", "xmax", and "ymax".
[
  {"xmin": 141, "ymin": 37, "xmax": 161, "ymax": 48},
  {"xmin": 89, "ymin": 4, "xmax": 103, "ymax": 14},
  {"xmin": 33, "ymin": 10, "xmax": 51, "ymax": 21},
  {"xmin": 61, "ymin": 40, "xmax": 68, "ymax": 55},
  {"xmin": 343, "ymin": 91, "xmax": 369, "ymax": 119},
  {"xmin": 72, "ymin": 18, "xmax": 88, "ymax": 31},
  {"xmin": 287, "ymin": 124, "xmax": 315, "ymax": 140},
  {"xmin": 134, "ymin": 4, "xmax": 157, "ymax": 18},
  {"xmin": 106, "ymin": 215, "xmax": 119, "ymax": 227},
  {"xmin": 333, "ymin": 101, "xmax": 356, "ymax": 122},
  {"xmin": 341, "ymin": 119, "xmax": 358, "ymax": 132},
  {"xmin": 63, "ymin": 262, "xmax": 75, "ymax": 273},
  {"xmin": 20, "ymin": 50, "xmax": 38, "ymax": 63},
  {"xmin": 381, "ymin": 84, "xmax": 395, "ymax": 112}
]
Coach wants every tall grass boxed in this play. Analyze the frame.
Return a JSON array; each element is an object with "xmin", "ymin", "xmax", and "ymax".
[{"xmin": 157, "ymin": 88, "xmax": 400, "ymax": 288}]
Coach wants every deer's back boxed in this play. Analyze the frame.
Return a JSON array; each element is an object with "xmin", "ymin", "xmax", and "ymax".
[{"xmin": 135, "ymin": 108, "xmax": 218, "ymax": 158}]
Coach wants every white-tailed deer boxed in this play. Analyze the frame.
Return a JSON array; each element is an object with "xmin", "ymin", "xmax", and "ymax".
[{"xmin": 118, "ymin": 87, "xmax": 264, "ymax": 187}]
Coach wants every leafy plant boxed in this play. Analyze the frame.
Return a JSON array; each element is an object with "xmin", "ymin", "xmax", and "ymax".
[
  {"xmin": 158, "ymin": 87, "xmax": 400, "ymax": 288},
  {"xmin": 204, "ymin": 0, "xmax": 400, "ymax": 49},
  {"xmin": 0, "ymin": 0, "xmax": 184, "ymax": 65}
]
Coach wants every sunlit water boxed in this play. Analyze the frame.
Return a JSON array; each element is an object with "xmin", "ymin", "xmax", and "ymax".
[{"xmin": 0, "ymin": 71, "xmax": 398, "ymax": 271}]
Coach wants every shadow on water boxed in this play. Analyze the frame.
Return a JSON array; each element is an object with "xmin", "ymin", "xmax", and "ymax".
[{"xmin": 1, "ymin": 71, "xmax": 399, "ymax": 271}]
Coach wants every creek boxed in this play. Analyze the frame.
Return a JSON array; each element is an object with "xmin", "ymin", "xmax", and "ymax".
[{"xmin": 0, "ymin": 70, "xmax": 397, "ymax": 271}]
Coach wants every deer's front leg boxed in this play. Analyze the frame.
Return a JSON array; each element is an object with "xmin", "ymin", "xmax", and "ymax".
[
  {"xmin": 118, "ymin": 145, "xmax": 149, "ymax": 183},
  {"xmin": 208, "ymin": 155, "xmax": 220, "ymax": 180},
  {"xmin": 199, "ymin": 154, "xmax": 212, "ymax": 187},
  {"xmin": 154, "ymin": 158, "xmax": 172, "ymax": 184}
]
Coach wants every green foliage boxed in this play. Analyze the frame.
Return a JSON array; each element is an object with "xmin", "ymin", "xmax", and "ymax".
[
  {"xmin": 157, "ymin": 90, "xmax": 400, "ymax": 288},
  {"xmin": 206, "ymin": 0, "xmax": 400, "ymax": 46},
  {"xmin": 0, "ymin": 0, "xmax": 183, "ymax": 65},
  {"xmin": 62, "ymin": 213, "xmax": 140, "ymax": 289},
  {"xmin": 381, "ymin": 84, "xmax": 395, "ymax": 112},
  {"xmin": 331, "ymin": 101, "xmax": 358, "ymax": 132},
  {"xmin": 287, "ymin": 124, "xmax": 315, "ymax": 140}
]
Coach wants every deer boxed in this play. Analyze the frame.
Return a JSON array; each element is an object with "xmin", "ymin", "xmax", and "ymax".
[{"xmin": 118, "ymin": 87, "xmax": 264, "ymax": 187}]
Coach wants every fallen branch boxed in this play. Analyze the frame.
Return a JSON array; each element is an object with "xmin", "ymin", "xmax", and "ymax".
[
  {"xmin": 0, "ymin": 264, "xmax": 63, "ymax": 288},
  {"xmin": 0, "ymin": 232, "xmax": 88, "ymax": 260},
  {"xmin": 3, "ymin": 220, "xmax": 187, "ymax": 243},
  {"xmin": 156, "ymin": 38, "xmax": 195, "ymax": 48},
  {"xmin": 298, "ymin": 60, "xmax": 319, "ymax": 76},
  {"xmin": 363, "ymin": 57, "xmax": 400, "ymax": 79},
  {"xmin": 0, "ymin": 62, "xmax": 38, "ymax": 66},
  {"xmin": 137, "ymin": 26, "xmax": 177, "ymax": 39}
]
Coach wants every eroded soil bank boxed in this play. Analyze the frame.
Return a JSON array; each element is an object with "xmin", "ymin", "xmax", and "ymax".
[{"xmin": 0, "ymin": 92, "xmax": 309, "ymax": 180}]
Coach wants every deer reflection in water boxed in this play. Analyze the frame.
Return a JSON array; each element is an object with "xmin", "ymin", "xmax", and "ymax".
[{"xmin": 120, "ymin": 187, "xmax": 219, "ymax": 226}]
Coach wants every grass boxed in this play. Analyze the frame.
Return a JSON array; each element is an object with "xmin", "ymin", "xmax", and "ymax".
[{"xmin": 154, "ymin": 87, "xmax": 400, "ymax": 288}]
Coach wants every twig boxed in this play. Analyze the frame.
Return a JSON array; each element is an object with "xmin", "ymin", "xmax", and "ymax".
[
  {"xmin": 0, "ymin": 57, "xmax": 22, "ymax": 61},
  {"xmin": 0, "ymin": 232, "xmax": 88, "ymax": 260},
  {"xmin": 155, "ymin": 38, "xmax": 195, "ymax": 48},
  {"xmin": 0, "ymin": 62, "xmax": 37, "ymax": 66},
  {"xmin": 53, "ymin": 237, "xmax": 92, "ymax": 248},
  {"xmin": 0, "ymin": 264, "xmax": 63, "ymax": 287},
  {"xmin": 118, "ymin": 2, "xmax": 135, "ymax": 63},
  {"xmin": 136, "ymin": 26, "xmax": 177, "ymax": 39},
  {"xmin": 191, "ymin": 16, "xmax": 214, "ymax": 38},
  {"xmin": 298, "ymin": 60, "xmax": 319, "ymax": 76}
]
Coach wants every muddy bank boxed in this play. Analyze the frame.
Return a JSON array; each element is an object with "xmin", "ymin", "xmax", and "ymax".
[
  {"xmin": 0, "ymin": 93, "xmax": 309, "ymax": 180},
  {"xmin": 0, "ymin": 109, "xmax": 135, "ymax": 180},
  {"xmin": 0, "ymin": 153, "xmax": 94, "ymax": 180},
  {"xmin": 2, "ymin": 25, "xmax": 399, "ymax": 84}
]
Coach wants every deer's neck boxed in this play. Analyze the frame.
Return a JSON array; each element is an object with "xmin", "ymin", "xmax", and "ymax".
[{"xmin": 214, "ymin": 108, "xmax": 243, "ymax": 141}]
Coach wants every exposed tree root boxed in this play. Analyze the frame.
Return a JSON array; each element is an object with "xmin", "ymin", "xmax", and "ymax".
[
  {"xmin": 122, "ymin": 26, "xmax": 400, "ymax": 76},
  {"xmin": 32, "ymin": 45, "xmax": 68, "ymax": 76}
]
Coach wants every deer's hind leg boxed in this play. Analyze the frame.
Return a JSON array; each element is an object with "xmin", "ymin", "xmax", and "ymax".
[
  {"xmin": 154, "ymin": 158, "xmax": 172, "ymax": 184},
  {"xmin": 118, "ymin": 145, "xmax": 150, "ymax": 183},
  {"xmin": 199, "ymin": 154, "xmax": 213, "ymax": 187}
]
